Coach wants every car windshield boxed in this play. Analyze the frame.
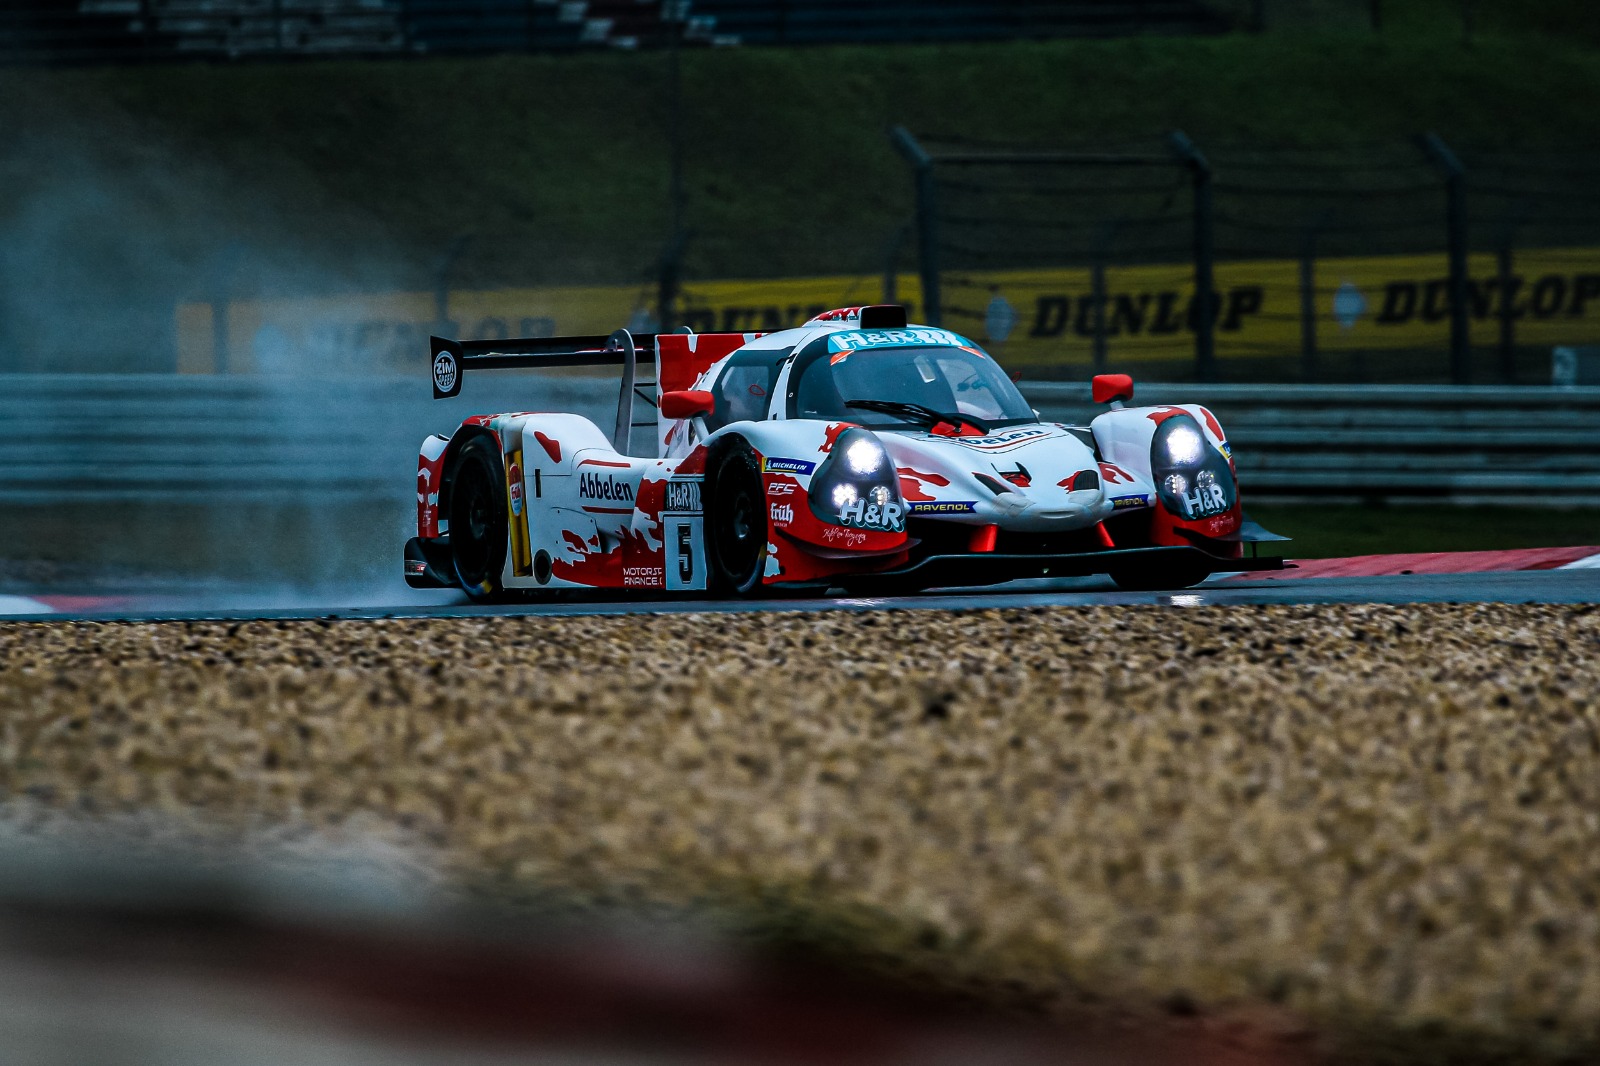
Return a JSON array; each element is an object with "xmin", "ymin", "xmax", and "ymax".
[{"xmin": 791, "ymin": 343, "xmax": 1035, "ymax": 428}]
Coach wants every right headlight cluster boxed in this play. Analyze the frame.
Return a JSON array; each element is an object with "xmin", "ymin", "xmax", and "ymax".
[
  {"xmin": 808, "ymin": 427, "xmax": 906, "ymax": 533},
  {"xmin": 1151, "ymin": 414, "xmax": 1235, "ymax": 521}
]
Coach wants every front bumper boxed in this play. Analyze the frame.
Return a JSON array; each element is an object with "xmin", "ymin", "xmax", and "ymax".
[{"xmin": 841, "ymin": 545, "xmax": 1286, "ymax": 591}]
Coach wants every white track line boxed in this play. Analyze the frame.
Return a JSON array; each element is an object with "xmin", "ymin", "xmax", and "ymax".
[
  {"xmin": 1560, "ymin": 552, "xmax": 1600, "ymax": 569},
  {"xmin": 0, "ymin": 596, "xmax": 53, "ymax": 615}
]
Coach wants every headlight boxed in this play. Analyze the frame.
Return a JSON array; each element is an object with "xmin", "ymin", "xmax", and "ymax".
[
  {"xmin": 1152, "ymin": 414, "xmax": 1235, "ymax": 520},
  {"xmin": 1164, "ymin": 423, "xmax": 1204, "ymax": 465},
  {"xmin": 809, "ymin": 428, "xmax": 906, "ymax": 533},
  {"xmin": 845, "ymin": 437, "xmax": 887, "ymax": 476}
]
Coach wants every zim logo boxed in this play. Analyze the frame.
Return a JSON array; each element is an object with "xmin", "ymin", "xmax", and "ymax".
[
  {"xmin": 432, "ymin": 351, "xmax": 458, "ymax": 394},
  {"xmin": 579, "ymin": 472, "xmax": 635, "ymax": 502},
  {"xmin": 664, "ymin": 480, "xmax": 701, "ymax": 512}
]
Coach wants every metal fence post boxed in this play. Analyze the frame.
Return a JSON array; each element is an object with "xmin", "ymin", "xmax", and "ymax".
[
  {"xmin": 1090, "ymin": 220, "xmax": 1121, "ymax": 375},
  {"xmin": 209, "ymin": 242, "xmax": 243, "ymax": 375},
  {"xmin": 433, "ymin": 234, "xmax": 472, "ymax": 336},
  {"xmin": 890, "ymin": 127, "xmax": 941, "ymax": 327},
  {"xmin": 657, "ymin": 232, "xmax": 687, "ymax": 333},
  {"xmin": 1421, "ymin": 132, "xmax": 1470, "ymax": 384},
  {"xmin": 139, "ymin": 0, "xmax": 154, "ymax": 59},
  {"xmin": 882, "ymin": 223, "xmax": 911, "ymax": 307},
  {"xmin": 1299, "ymin": 227, "xmax": 1318, "ymax": 382},
  {"xmin": 1497, "ymin": 238, "xmax": 1517, "ymax": 383},
  {"xmin": 1168, "ymin": 130, "xmax": 1216, "ymax": 382}
]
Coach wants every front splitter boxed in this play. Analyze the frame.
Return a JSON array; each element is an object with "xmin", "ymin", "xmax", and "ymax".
[{"xmin": 839, "ymin": 545, "xmax": 1287, "ymax": 591}]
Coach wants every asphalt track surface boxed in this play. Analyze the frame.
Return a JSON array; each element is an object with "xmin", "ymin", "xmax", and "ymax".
[{"xmin": 5, "ymin": 567, "xmax": 1600, "ymax": 622}]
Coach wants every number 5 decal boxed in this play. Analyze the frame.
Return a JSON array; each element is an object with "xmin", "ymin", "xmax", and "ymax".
[{"xmin": 666, "ymin": 518, "xmax": 705, "ymax": 591}]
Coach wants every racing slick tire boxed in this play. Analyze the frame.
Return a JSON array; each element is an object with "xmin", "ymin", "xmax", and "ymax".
[
  {"xmin": 447, "ymin": 435, "xmax": 510, "ymax": 602},
  {"xmin": 705, "ymin": 439, "xmax": 769, "ymax": 596},
  {"xmin": 1109, "ymin": 559, "xmax": 1211, "ymax": 592}
]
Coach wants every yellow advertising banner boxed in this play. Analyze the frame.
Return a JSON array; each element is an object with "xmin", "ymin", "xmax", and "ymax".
[{"xmin": 176, "ymin": 247, "xmax": 1600, "ymax": 375}]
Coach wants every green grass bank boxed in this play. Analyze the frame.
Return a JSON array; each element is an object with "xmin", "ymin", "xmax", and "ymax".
[{"xmin": 3, "ymin": 1, "xmax": 1599, "ymax": 297}]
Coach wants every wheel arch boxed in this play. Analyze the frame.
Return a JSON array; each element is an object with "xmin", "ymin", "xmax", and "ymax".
[{"xmin": 437, "ymin": 424, "xmax": 502, "ymax": 529}]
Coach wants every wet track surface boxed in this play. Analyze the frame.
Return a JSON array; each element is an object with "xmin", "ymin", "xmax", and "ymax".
[{"xmin": 5, "ymin": 567, "xmax": 1600, "ymax": 622}]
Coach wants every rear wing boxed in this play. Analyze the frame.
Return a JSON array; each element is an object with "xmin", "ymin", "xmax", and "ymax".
[
  {"xmin": 430, "ymin": 329, "xmax": 655, "ymax": 452},
  {"xmin": 429, "ymin": 326, "xmax": 764, "ymax": 458},
  {"xmin": 430, "ymin": 330, "xmax": 656, "ymax": 399}
]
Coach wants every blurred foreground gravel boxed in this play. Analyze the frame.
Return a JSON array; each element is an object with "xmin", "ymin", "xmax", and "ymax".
[{"xmin": 2, "ymin": 603, "xmax": 1598, "ymax": 1061}]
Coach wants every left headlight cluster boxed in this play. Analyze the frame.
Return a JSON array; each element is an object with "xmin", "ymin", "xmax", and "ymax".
[
  {"xmin": 808, "ymin": 428, "xmax": 906, "ymax": 533},
  {"xmin": 1151, "ymin": 413, "xmax": 1235, "ymax": 521}
]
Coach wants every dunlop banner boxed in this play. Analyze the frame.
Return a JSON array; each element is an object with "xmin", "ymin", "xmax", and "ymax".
[{"xmin": 177, "ymin": 248, "xmax": 1600, "ymax": 374}]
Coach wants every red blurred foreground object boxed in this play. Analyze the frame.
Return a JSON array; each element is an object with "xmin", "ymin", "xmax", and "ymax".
[
  {"xmin": 0, "ymin": 831, "xmax": 1308, "ymax": 1066},
  {"xmin": 1244, "ymin": 546, "xmax": 1600, "ymax": 580}
]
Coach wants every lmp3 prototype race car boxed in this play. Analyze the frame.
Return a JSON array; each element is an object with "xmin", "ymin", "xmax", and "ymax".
[{"xmin": 405, "ymin": 304, "xmax": 1286, "ymax": 599}]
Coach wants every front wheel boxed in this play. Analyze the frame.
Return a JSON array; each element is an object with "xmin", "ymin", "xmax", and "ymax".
[
  {"xmin": 447, "ymin": 436, "xmax": 509, "ymax": 601},
  {"xmin": 705, "ymin": 440, "xmax": 768, "ymax": 595}
]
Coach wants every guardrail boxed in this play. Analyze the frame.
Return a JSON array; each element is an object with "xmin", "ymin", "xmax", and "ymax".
[
  {"xmin": 0, "ymin": 373, "xmax": 613, "ymax": 504},
  {"xmin": 1027, "ymin": 382, "xmax": 1600, "ymax": 505},
  {"xmin": 4, "ymin": 376, "xmax": 1598, "ymax": 506}
]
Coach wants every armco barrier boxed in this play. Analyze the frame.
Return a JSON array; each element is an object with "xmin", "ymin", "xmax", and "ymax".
[
  {"xmin": 3, "ymin": 376, "xmax": 1599, "ymax": 507},
  {"xmin": 0, "ymin": 374, "xmax": 617, "ymax": 505},
  {"xmin": 1027, "ymin": 383, "xmax": 1600, "ymax": 505}
]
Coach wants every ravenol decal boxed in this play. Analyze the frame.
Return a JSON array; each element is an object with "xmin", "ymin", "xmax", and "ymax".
[
  {"xmin": 663, "ymin": 479, "xmax": 702, "ymax": 513},
  {"xmin": 763, "ymin": 457, "xmax": 816, "ymax": 476},
  {"xmin": 579, "ymin": 472, "xmax": 634, "ymax": 502},
  {"xmin": 908, "ymin": 500, "xmax": 978, "ymax": 515},
  {"xmin": 827, "ymin": 327, "xmax": 970, "ymax": 353},
  {"xmin": 1111, "ymin": 493, "xmax": 1151, "ymax": 510}
]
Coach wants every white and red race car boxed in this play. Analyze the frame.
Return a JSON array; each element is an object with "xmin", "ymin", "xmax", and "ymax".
[{"xmin": 405, "ymin": 305, "xmax": 1285, "ymax": 598}]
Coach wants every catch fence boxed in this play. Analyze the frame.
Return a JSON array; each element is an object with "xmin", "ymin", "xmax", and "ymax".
[
  {"xmin": 892, "ymin": 130, "xmax": 1600, "ymax": 384},
  {"xmin": 0, "ymin": 0, "xmax": 1224, "ymax": 64}
]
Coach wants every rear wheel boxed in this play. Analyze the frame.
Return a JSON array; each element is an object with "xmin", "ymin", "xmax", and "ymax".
[
  {"xmin": 448, "ymin": 436, "xmax": 509, "ymax": 601},
  {"xmin": 706, "ymin": 440, "xmax": 768, "ymax": 595}
]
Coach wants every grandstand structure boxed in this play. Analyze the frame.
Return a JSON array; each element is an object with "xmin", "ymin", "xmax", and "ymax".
[{"xmin": 2, "ymin": 0, "xmax": 1227, "ymax": 63}]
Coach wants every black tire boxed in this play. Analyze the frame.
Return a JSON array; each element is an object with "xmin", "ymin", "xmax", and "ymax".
[
  {"xmin": 705, "ymin": 440, "xmax": 769, "ymax": 595},
  {"xmin": 1109, "ymin": 560, "xmax": 1212, "ymax": 592},
  {"xmin": 447, "ymin": 436, "xmax": 509, "ymax": 601}
]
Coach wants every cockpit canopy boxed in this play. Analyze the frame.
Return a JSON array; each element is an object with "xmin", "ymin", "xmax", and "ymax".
[
  {"xmin": 699, "ymin": 327, "xmax": 1037, "ymax": 434},
  {"xmin": 791, "ymin": 332, "xmax": 1035, "ymax": 430}
]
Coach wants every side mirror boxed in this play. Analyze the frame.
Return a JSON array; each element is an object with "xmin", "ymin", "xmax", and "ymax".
[
  {"xmin": 660, "ymin": 389, "xmax": 715, "ymax": 419},
  {"xmin": 1091, "ymin": 373, "xmax": 1134, "ymax": 406}
]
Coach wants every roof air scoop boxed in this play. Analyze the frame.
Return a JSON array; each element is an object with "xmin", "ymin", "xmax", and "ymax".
[
  {"xmin": 859, "ymin": 304, "xmax": 908, "ymax": 329},
  {"xmin": 805, "ymin": 305, "xmax": 909, "ymax": 329}
]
